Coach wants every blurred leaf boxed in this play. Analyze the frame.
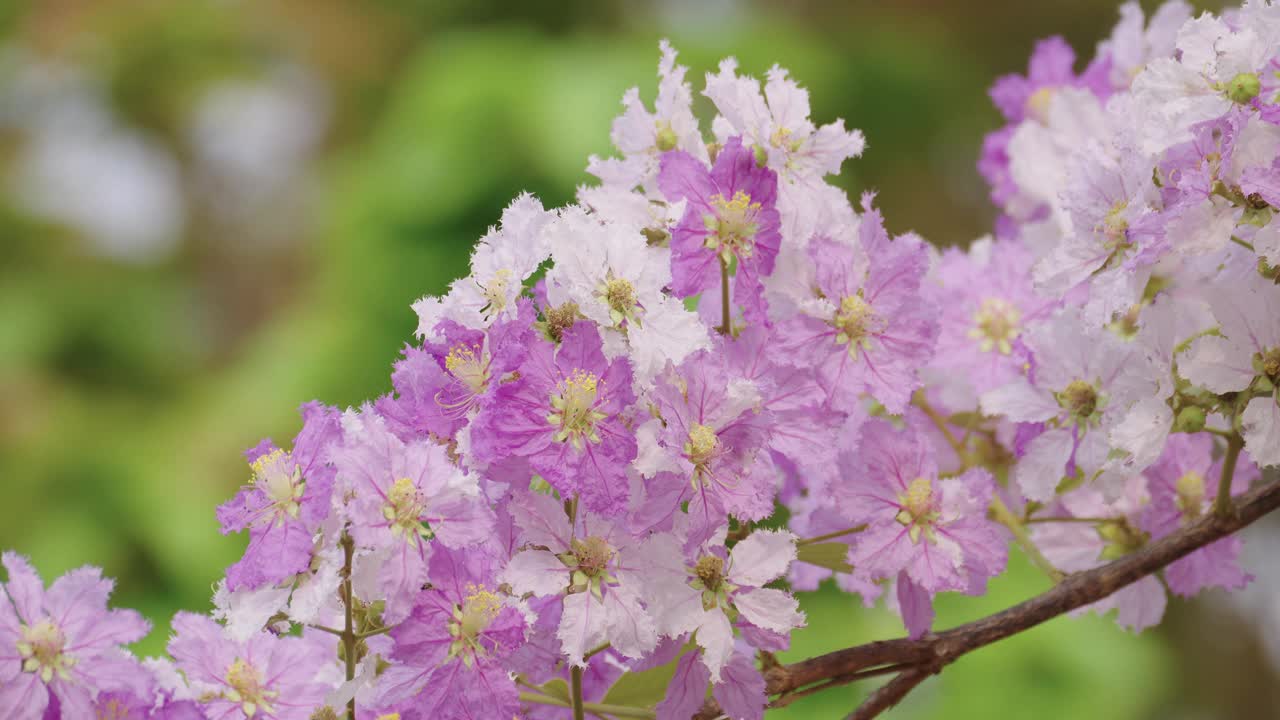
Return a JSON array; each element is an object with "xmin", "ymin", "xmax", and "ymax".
[
  {"xmin": 796, "ymin": 542, "xmax": 854, "ymax": 573},
  {"xmin": 602, "ymin": 646, "xmax": 690, "ymax": 708}
]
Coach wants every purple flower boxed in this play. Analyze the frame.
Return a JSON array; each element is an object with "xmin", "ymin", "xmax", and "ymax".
[
  {"xmin": 470, "ymin": 321, "xmax": 637, "ymax": 516},
  {"xmin": 499, "ymin": 491, "xmax": 658, "ymax": 665},
  {"xmin": 658, "ymin": 136, "xmax": 782, "ymax": 310},
  {"xmin": 378, "ymin": 301, "xmax": 535, "ymax": 443},
  {"xmin": 217, "ymin": 402, "xmax": 342, "ymax": 591},
  {"xmin": 0, "ymin": 553, "xmax": 152, "ymax": 719},
  {"xmin": 649, "ymin": 347, "xmax": 777, "ymax": 528},
  {"xmin": 167, "ymin": 612, "xmax": 333, "ymax": 719},
  {"xmin": 371, "ymin": 547, "xmax": 526, "ymax": 720},
  {"xmin": 776, "ymin": 195, "xmax": 938, "ymax": 414},
  {"xmin": 1139, "ymin": 434, "xmax": 1255, "ymax": 596},
  {"xmin": 834, "ymin": 418, "xmax": 1008, "ymax": 638},
  {"xmin": 930, "ymin": 236, "xmax": 1056, "ymax": 397},
  {"xmin": 335, "ymin": 409, "xmax": 496, "ymax": 622}
]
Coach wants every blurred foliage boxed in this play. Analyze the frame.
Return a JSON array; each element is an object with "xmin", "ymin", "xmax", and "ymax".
[{"xmin": 0, "ymin": 0, "xmax": 1270, "ymax": 717}]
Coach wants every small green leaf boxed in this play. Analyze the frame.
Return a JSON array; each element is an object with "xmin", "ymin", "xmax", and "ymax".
[
  {"xmin": 538, "ymin": 678, "xmax": 571, "ymax": 703},
  {"xmin": 796, "ymin": 541, "xmax": 853, "ymax": 573},
  {"xmin": 602, "ymin": 646, "xmax": 690, "ymax": 707}
]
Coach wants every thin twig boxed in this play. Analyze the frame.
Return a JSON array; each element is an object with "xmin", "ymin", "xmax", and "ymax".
[
  {"xmin": 990, "ymin": 497, "xmax": 1064, "ymax": 582},
  {"xmin": 844, "ymin": 667, "xmax": 934, "ymax": 720},
  {"xmin": 797, "ymin": 525, "xmax": 868, "ymax": 546}
]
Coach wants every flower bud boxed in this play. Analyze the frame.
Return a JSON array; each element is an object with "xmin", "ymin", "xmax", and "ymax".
[
  {"xmin": 1174, "ymin": 406, "xmax": 1206, "ymax": 433},
  {"xmin": 1226, "ymin": 72, "xmax": 1261, "ymax": 105}
]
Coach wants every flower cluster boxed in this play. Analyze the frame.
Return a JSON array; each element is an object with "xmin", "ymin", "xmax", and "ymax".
[{"xmin": 5, "ymin": 4, "xmax": 1280, "ymax": 718}]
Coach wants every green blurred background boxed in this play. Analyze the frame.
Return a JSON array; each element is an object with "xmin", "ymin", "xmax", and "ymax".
[{"xmin": 2, "ymin": 0, "xmax": 1277, "ymax": 717}]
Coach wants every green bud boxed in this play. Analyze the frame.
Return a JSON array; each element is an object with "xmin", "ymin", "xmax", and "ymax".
[
  {"xmin": 1174, "ymin": 406, "xmax": 1206, "ymax": 433},
  {"xmin": 1226, "ymin": 72, "xmax": 1261, "ymax": 105},
  {"xmin": 655, "ymin": 125, "xmax": 678, "ymax": 152},
  {"xmin": 1256, "ymin": 375, "xmax": 1276, "ymax": 394},
  {"xmin": 752, "ymin": 144, "xmax": 768, "ymax": 167}
]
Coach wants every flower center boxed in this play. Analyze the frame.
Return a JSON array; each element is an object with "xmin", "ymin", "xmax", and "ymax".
[
  {"xmin": 249, "ymin": 449, "xmax": 304, "ymax": 523},
  {"xmin": 224, "ymin": 657, "xmax": 277, "ymax": 718},
  {"xmin": 448, "ymin": 585, "xmax": 504, "ymax": 667},
  {"xmin": 692, "ymin": 554, "xmax": 734, "ymax": 612},
  {"xmin": 540, "ymin": 301, "xmax": 582, "ymax": 343},
  {"xmin": 968, "ymin": 297, "xmax": 1022, "ymax": 355},
  {"xmin": 769, "ymin": 125, "xmax": 802, "ymax": 152},
  {"xmin": 832, "ymin": 294, "xmax": 877, "ymax": 358},
  {"xmin": 1057, "ymin": 379, "xmax": 1100, "ymax": 423},
  {"xmin": 684, "ymin": 423, "xmax": 720, "ymax": 480},
  {"xmin": 17, "ymin": 619, "xmax": 73, "ymax": 683},
  {"xmin": 894, "ymin": 477, "xmax": 940, "ymax": 544},
  {"xmin": 598, "ymin": 274, "xmax": 640, "ymax": 326},
  {"xmin": 1026, "ymin": 86, "xmax": 1055, "ymax": 123},
  {"xmin": 382, "ymin": 477, "xmax": 431, "ymax": 541},
  {"xmin": 704, "ymin": 191, "xmax": 762, "ymax": 263},
  {"xmin": 445, "ymin": 343, "xmax": 490, "ymax": 395},
  {"xmin": 547, "ymin": 370, "xmax": 606, "ymax": 450},
  {"xmin": 565, "ymin": 536, "xmax": 617, "ymax": 598},
  {"xmin": 694, "ymin": 555, "xmax": 725, "ymax": 592},
  {"xmin": 479, "ymin": 269, "xmax": 513, "ymax": 317},
  {"xmin": 1175, "ymin": 471, "xmax": 1206, "ymax": 520}
]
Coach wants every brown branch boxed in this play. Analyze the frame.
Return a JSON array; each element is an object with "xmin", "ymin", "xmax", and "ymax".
[
  {"xmin": 844, "ymin": 667, "xmax": 933, "ymax": 720},
  {"xmin": 691, "ymin": 478, "xmax": 1280, "ymax": 719}
]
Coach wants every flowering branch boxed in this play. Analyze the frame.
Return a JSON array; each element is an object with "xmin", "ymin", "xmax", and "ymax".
[{"xmin": 692, "ymin": 476, "xmax": 1280, "ymax": 719}]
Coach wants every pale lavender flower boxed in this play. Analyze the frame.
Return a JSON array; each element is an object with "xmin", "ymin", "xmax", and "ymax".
[
  {"xmin": 1139, "ymin": 434, "xmax": 1256, "ymax": 596},
  {"xmin": 498, "ymin": 491, "xmax": 658, "ymax": 666},
  {"xmin": 929, "ymin": 236, "xmax": 1056, "ymax": 397},
  {"xmin": 981, "ymin": 308, "xmax": 1159, "ymax": 500},
  {"xmin": 334, "ymin": 408, "xmax": 495, "ymax": 622},
  {"xmin": 775, "ymin": 195, "xmax": 937, "ymax": 414},
  {"xmin": 0, "ymin": 553, "xmax": 152, "ymax": 720},
  {"xmin": 834, "ymin": 417, "xmax": 1008, "ymax": 638},
  {"xmin": 646, "ymin": 527, "xmax": 804, "ymax": 680},
  {"xmin": 1182, "ymin": 264, "xmax": 1280, "ymax": 467},
  {"xmin": 167, "ymin": 612, "xmax": 333, "ymax": 719}
]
